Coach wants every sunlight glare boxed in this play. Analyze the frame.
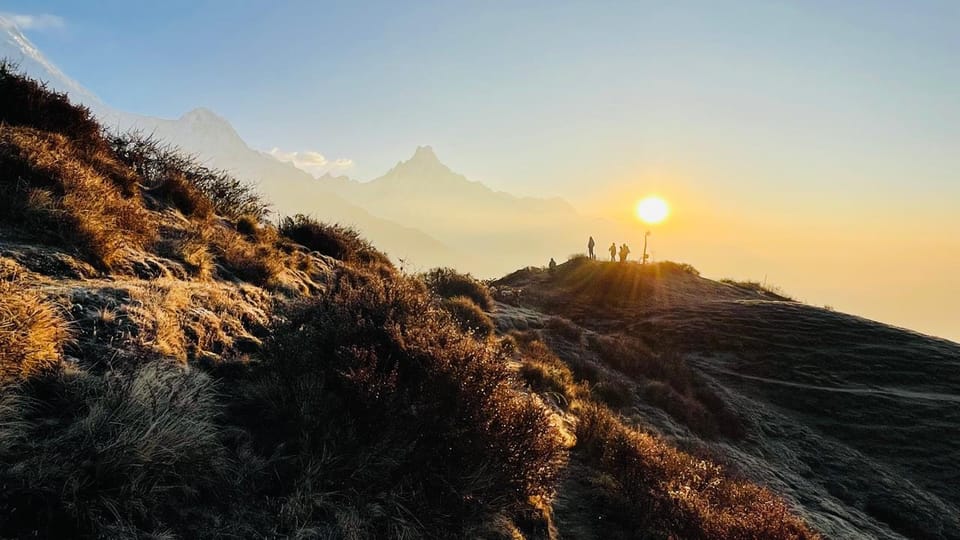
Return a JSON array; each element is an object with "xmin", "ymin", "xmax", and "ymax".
[{"xmin": 636, "ymin": 196, "xmax": 669, "ymax": 224}]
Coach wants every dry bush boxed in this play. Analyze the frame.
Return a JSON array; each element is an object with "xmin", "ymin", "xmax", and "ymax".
[
  {"xmin": 518, "ymin": 361, "xmax": 579, "ymax": 407},
  {"xmin": 235, "ymin": 214, "xmax": 260, "ymax": 237},
  {"xmin": 0, "ymin": 281, "xmax": 69, "ymax": 382},
  {"xmin": 547, "ymin": 316, "xmax": 582, "ymax": 342},
  {"xmin": 162, "ymin": 223, "xmax": 216, "ymax": 280},
  {"xmin": 0, "ymin": 61, "xmax": 101, "ymax": 145},
  {"xmin": 591, "ymin": 379, "xmax": 633, "ymax": 408},
  {"xmin": 515, "ymin": 338, "xmax": 586, "ymax": 408},
  {"xmin": 421, "ymin": 267, "xmax": 493, "ymax": 310},
  {"xmin": 209, "ymin": 228, "xmax": 284, "ymax": 287},
  {"xmin": 236, "ymin": 266, "xmax": 567, "ymax": 536},
  {"xmin": 573, "ymin": 402, "xmax": 818, "ymax": 539},
  {"xmin": 441, "ymin": 295, "xmax": 495, "ymax": 337},
  {"xmin": 108, "ymin": 132, "xmax": 268, "ymax": 220},
  {"xmin": 660, "ymin": 260, "xmax": 701, "ymax": 276},
  {"xmin": 277, "ymin": 214, "xmax": 390, "ymax": 266},
  {"xmin": 0, "ymin": 127, "xmax": 156, "ymax": 268}
]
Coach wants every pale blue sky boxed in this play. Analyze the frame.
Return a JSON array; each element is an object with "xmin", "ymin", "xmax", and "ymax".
[{"xmin": 8, "ymin": 1, "xmax": 958, "ymax": 199}]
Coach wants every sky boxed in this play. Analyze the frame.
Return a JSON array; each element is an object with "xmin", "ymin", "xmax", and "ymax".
[{"xmin": 4, "ymin": 0, "xmax": 959, "ymax": 340}]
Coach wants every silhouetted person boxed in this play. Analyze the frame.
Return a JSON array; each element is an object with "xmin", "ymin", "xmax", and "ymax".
[
  {"xmin": 548, "ymin": 257, "xmax": 557, "ymax": 271},
  {"xmin": 609, "ymin": 242, "xmax": 617, "ymax": 261},
  {"xmin": 588, "ymin": 236, "xmax": 596, "ymax": 259},
  {"xmin": 619, "ymin": 243, "xmax": 630, "ymax": 263}
]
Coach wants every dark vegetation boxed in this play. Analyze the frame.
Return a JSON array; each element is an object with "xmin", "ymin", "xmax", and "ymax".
[
  {"xmin": 441, "ymin": 295, "xmax": 496, "ymax": 337},
  {"xmin": 573, "ymin": 402, "xmax": 815, "ymax": 540},
  {"xmin": 236, "ymin": 267, "xmax": 566, "ymax": 535},
  {"xmin": 720, "ymin": 278, "xmax": 795, "ymax": 301},
  {"xmin": 421, "ymin": 266, "xmax": 494, "ymax": 310},
  {"xmin": 0, "ymin": 64, "xmax": 818, "ymax": 538},
  {"xmin": 277, "ymin": 213, "xmax": 391, "ymax": 266}
]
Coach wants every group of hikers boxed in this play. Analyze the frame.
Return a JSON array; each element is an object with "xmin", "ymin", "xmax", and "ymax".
[
  {"xmin": 548, "ymin": 236, "xmax": 635, "ymax": 270},
  {"xmin": 587, "ymin": 236, "xmax": 631, "ymax": 263}
]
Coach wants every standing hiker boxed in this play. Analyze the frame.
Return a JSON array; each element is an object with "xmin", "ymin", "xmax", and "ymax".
[{"xmin": 588, "ymin": 236, "xmax": 596, "ymax": 259}]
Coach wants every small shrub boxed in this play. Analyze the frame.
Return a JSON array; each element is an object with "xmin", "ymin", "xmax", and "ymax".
[
  {"xmin": 547, "ymin": 316, "xmax": 582, "ymax": 341},
  {"xmin": 421, "ymin": 267, "xmax": 493, "ymax": 310},
  {"xmin": 277, "ymin": 214, "xmax": 390, "ymax": 266},
  {"xmin": 108, "ymin": 132, "xmax": 268, "ymax": 220},
  {"xmin": 591, "ymin": 379, "xmax": 633, "ymax": 408},
  {"xmin": 659, "ymin": 261, "xmax": 700, "ymax": 276},
  {"xmin": 589, "ymin": 334, "xmax": 742, "ymax": 437},
  {"xmin": 210, "ymin": 229, "xmax": 283, "ymax": 286},
  {"xmin": 518, "ymin": 360, "xmax": 577, "ymax": 406},
  {"xmin": 441, "ymin": 296, "xmax": 495, "ymax": 337},
  {"xmin": 164, "ymin": 225, "xmax": 216, "ymax": 279},
  {"xmin": 0, "ymin": 61, "xmax": 101, "ymax": 144},
  {"xmin": 235, "ymin": 214, "xmax": 260, "ymax": 237}
]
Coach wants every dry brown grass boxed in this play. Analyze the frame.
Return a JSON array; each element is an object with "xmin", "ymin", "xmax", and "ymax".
[
  {"xmin": 0, "ymin": 280, "xmax": 69, "ymax": 382},
  {"xmin": 546, "ymin": 316, "xmax": 582, "ymax": 342},
  {"xmin": 278, "ymin": 214, "xmax": 390, "ymax": 266},
  {"xmin": 421, "ymin": 267, "xmax": 494, "ymax": 310},
  {"xmin": 209, "ymin": 228, "xmax": 285, "ymax": 287},
  {"xmin": 573, "ymin": 402, "xmax": 819, "ymax": 539},
  {"xmin": 516, "ymin": 338, "xmax": 586, "ymax": 408},
  {"xmin": 0, "ymin": 127, "xmax": 156, "ymax": 268},
  {"xmin": 122, "ymin": 280, "xmax": 270, "ymax": 363},
  {"xmin": 441, "ymin": 295, "xmax": 495, "ymax": 337}
]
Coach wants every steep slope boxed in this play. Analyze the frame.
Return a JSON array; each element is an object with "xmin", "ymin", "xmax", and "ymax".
[{"xmin": 493, "ymin": 258, "xmax": 960, "ymax": 539}]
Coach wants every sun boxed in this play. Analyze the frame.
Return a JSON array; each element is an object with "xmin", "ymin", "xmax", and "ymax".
[{"xmin": 636, "ymin": 196, "xmax": 669, "ymax": 225}]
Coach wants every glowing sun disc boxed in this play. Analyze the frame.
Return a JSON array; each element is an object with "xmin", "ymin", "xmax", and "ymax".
[{"xmin": 636, "ymin": 196, "xmax": 669, "ymax": 224}]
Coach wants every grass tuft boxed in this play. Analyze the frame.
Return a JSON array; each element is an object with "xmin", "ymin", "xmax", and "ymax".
[
  {"xmin": 421, "ymin": 267, "xmax": 494, "ymax": 310},
  {"xmin": 277, "ymin": 214, "xmax": 391, "ymax": 266},
  {"xmin": 0, "ymin": 280, "xmax": 69, "ymax": 382}
]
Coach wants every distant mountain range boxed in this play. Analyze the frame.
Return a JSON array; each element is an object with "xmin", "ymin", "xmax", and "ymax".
[{"xmin": 1, "ymin": 15, "xmax": 626, "ymax": 277}]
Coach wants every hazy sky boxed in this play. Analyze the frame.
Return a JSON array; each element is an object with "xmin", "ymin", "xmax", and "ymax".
[{"xmin": 6, "ymin": 0, "xmax": 960, "ymax": 340}]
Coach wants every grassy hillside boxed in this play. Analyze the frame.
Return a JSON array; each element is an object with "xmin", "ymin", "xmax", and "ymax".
[
  {"xmin": 494, "ymin": 257, "xmax": 960, "ymax": 539},
  {"xmin": 0, "ymin": 64, "xmax": 817, "ymax": 539}
]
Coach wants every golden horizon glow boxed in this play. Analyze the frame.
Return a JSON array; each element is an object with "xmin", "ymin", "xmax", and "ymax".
[{"xmin": 636, "ymin": 196, "xmax": 670, "ymax": 225}]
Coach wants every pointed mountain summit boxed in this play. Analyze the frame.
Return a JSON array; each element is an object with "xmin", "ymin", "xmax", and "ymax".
[{"xmin": 375, "ymin": 145, "xmax": 467, "ymax": 189}]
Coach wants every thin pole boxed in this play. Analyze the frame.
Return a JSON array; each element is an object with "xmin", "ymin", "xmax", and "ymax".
[{"xmin": 642, "ymin": 231, "xmax": 650, "ymax": 264}]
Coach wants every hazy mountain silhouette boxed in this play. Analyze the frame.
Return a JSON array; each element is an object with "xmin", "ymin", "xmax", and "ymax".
[
  {"xmin": 1, "ymin": 20, "xmax": 631, "ymax": 276},
  {"xmin": 0, "ymin": 20, "xmax": 459, "ymax": 270},
  {"xmin": 323, "ymin": 145, "xmax": 622, "ymax": 276}
]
